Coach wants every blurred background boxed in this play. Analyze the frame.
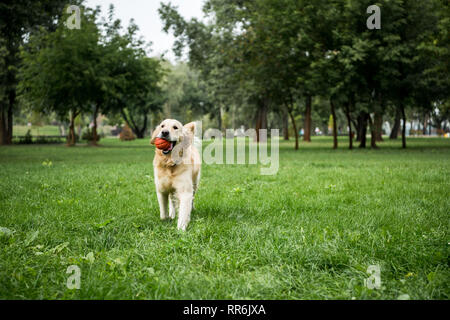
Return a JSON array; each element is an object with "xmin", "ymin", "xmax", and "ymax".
[{"xmin": 0, "ymin": 0, "xmax": 448, "ymax": 148}]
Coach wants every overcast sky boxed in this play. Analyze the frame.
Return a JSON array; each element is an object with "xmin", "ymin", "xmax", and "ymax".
[{"xmin": 85, "ymin": 0, "xmax": 205, "ymax": 62}]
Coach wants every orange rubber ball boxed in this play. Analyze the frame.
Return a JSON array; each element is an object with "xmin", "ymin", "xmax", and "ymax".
[{"xmin": 154, "ymin": 137, "xmax": 171, "ymax": 150}]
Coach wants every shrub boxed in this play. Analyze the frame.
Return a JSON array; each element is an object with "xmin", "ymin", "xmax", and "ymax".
[
  {"xmin": 119, "ymin": 124, "xmax": 135, "ymax": 141},
  {"xmin": 35, "ymin": 136, "xmax": 63, "ymax": 144}
]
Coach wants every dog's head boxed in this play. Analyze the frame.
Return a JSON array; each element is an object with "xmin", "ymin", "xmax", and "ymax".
[{"xmin": 151, "ymin": 119, "xmax": 195, "ymax": 155}]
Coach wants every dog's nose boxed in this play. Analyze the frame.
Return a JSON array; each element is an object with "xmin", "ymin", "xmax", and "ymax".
[{"xmin": 161, "ymin": 130, "xmax": 169, "ymax": 137}]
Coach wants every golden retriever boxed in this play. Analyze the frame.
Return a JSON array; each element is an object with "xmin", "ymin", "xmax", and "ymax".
[{"xmin": 150, "ymin": 119, "xmax": 201, "ymax": 231}]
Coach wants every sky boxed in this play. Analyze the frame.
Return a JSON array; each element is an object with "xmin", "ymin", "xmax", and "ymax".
[{"xmin": 85, "ymin": 0, "xmax": 206, "ymax": 62}]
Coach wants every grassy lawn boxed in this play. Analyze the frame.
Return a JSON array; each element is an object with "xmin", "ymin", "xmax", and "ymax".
[
  {"xmin": 0, "ymin": 137, "xmax": 448, "ymax": 299},
  {"xmin": 13, "ymin": 125, "xmax": 61, "ymax": 136}
]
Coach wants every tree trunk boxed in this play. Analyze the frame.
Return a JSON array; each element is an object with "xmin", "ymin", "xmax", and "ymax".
[
  {"xmin": 303, "ymin": 95, "xmax": 312, "ymax": 142},
  {"xmin": 355, "ymin": 115, "xmax": 363, "ymax": 142},
  {"xmin": 400, "ymin": 103, "xmax": 406, "ymax": 148},
  {"xmin": 390, "ymin": 109, "xmax": 401, "ymax": 139},
  {"xmin": 68, "ymin": 110, "xmax": 77, "ymax": 146},
  {"xmin": 358, "ymin": 112, "xmax": 368, "ymax": 148},
  {"xmin": 217, "ymin": 106, "xmax": 222, "ymax": 132},
  {"xmin": 254, "ymin": 107, "xmax": 260, "ymax": 143},
  {"xmin": 91, "ymin": 105, "xmax": 99, "ymax": 145},
  {"xmin": 7, "ymin": 97, "xmax": 13, "ymax": 144},
  {"xmin": 368, "ymin": 114, "xmax": 378, "ymax": 149},
  {"xmin": 255, "ymin": 98, "xmax": 268, "ymax": 143},
  {"xmin": 120, "ymin": 108, "xmax": 146, "ymax": 138},
  {"xmin": 231, "ymin": 105, "xmax": 236, "ymax": 129},
  {"xmin": 136, "ymin": 113, "xmax": 148, "ymax": 139},
  {"xmin": 0, "ymin": 104, "xmax": 6, "ymax": 145},
  {"xmin": 136, "ymin": 131, "xmax": 145, "ymax": 139},
  {"xmin": 62, "ymin": 124, "xmax": 67, "ymax": 136},
  {"xmin": 3, "ymin": 38, "xmax": 19, "ymax": 145},
  {"xmin": 288, "ymin": 109, "xmax": 299, "ymax": 150},
  {"xmin": 283, "ymin": 110, "xmax": 289, "ymax": 140},
  {"xmin": 374, "ymin": 112, "xmax": 383, "ymax": 141},
  {"xmin": 330, "ymin": 100, "xmax": 338, "ymax": 149},
  {"xmin": 423, "ymin": 113, "xmax": 428, "ymax": 135},
  {"xmin": 435, "ymin": 118, "xmax": 442, "ymax": 130},
  {"xmin": 344, "ymin": 103, "xmax": 353, "ymax": 150}
]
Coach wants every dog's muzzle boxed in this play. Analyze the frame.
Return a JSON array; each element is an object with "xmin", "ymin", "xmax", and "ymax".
[{"xmin": 158, "ymin": 133, "xmax": 177, "ymax": 155}]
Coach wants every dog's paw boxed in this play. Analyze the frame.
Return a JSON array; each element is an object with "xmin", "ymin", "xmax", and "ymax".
[
  {"xmin": 169, "ymin": 207, "xmax": 176, "ymax": 219},
  {"xmin": 177, "ymin": 221, "xmax": 188, "ymax": 231}
]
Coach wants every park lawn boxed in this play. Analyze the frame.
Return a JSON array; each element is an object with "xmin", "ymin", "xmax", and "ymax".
[
  {"xmin": 13, "ymin": 125, "xmax": 61, "ymax": 136},
  {"xmin": 0, "ymin": 136, "xmax": 449, "ymax": 299}
]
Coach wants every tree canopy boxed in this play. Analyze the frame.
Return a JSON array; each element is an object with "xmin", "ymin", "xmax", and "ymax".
[{"xmin": 159, "ymin": 0, "xmax": 450, "ymax": 149}]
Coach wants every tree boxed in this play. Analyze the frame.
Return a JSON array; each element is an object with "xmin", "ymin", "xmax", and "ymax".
[
  {"xmin": 0, "ymin": 0, "xmax": 71, "ymax": 145},
  {"xmin": 159, "ymin": 1, "xmax": 271, "ymax": 141},
  {"xmin": 100, "ymin": 7, "xmax": 165, "ymax": 139},
  {"xmin": 373, "ymin": 0, "xmax": 444, "ymax": 148},
  {"xmin": 159, "ymin": 0, "xmax": 448, "ymax": 151},
  {"xmin": 107, "ymin": 47, "xmax": 163, "ymax": 137},
  {"xmin": 160, "ymin": 62, "xmax": 214, "ymax": 125},
  {"xmin": 19, "ymin": 6, "xmax": 102, "ymax": 146}
]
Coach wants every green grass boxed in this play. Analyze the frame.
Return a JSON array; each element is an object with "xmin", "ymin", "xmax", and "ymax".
[
  {"xmin": 0, "ymin": 136, "xmax": 449, "ymax": 299},
  {"xmin": 13, "ymin": 125, "xmax": 61, "ymax": 136}
]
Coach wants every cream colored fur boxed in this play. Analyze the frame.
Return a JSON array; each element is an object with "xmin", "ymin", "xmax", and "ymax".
[{"xmin": 150, "ymin": 119, "xmax": 201, "ymax": 231}]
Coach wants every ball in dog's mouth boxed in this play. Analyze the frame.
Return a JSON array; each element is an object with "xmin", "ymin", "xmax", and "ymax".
[
  {"xmin": 155, "ymin": 137, "xmax": 177, "ymax": 154},
  {"xmin": 162, "ymin": 141, "xmax": 176, "ymax": 154}
]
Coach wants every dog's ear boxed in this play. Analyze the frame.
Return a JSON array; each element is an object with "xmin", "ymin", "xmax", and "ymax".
[
  {"xmin": 180, "ymin": 122, "xmax": 195, "ymax": 144},
  {"xmin": 183, "ymin": 122, "xmax": 195, "ymax": 134},
  {"xmin": 150, "ymin": 125, "xmax": 161, "ymax": 145}
]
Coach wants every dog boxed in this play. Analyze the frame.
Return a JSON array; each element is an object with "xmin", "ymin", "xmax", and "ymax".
[{"xmin": 150, "ymin": 119, "xmax": 201, "ymax": 231}]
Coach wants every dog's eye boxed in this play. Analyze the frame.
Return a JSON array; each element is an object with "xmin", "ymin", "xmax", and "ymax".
[
  {"xmin": 161, "ymin": 125, "xmax": 165, "ymax": 128},
  {"xmin": 173, "ymin": 126, "xmax": 178, "ymax": 130}
]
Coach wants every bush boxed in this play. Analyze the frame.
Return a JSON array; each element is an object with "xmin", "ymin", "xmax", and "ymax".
[
  {"xmin": 119, "ymin": 124, "xmax": 135, "ymax": 141},
  {"xmin": 35, "ymin": 136, "xmax": 63, "ymax": 144},
  {"xmin": 16, "ymin": 131, "xmax": 64, "ymax": 144}
]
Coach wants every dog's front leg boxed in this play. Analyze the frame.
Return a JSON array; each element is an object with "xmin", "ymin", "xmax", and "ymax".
[
  {"xmin": 169, "ymin": 193, "xmax": 177, "ymax": 219},
  {"xmin": 177, "ymin": 192, "xmax": 193, "ymax": 231},
  {"xmin": 157, "ymin": 191, "xmax": 169, "ymax": 220}
]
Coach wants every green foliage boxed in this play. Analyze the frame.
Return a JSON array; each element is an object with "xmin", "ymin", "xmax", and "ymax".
[
  {"xmin": 0, "ymin": 0, "xmax": 71, "ymax": 144},
  {"xmin": 17, "ymin": 5, "xmax": 165, "ymax": 143},
  {"xmin": 160, "ymin": 62, "xmax": 213, "ymax": 124},
  {"xmin": 160, "ymin": 0, "xmax": 449, "ymax": 148},
  {"xmin": 18, "ymin": 6, "xmax": 102, "ymax": 120},
  {"xmin": 99, "ymin": 6, "xmax": 165, "ymax": 138}
]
